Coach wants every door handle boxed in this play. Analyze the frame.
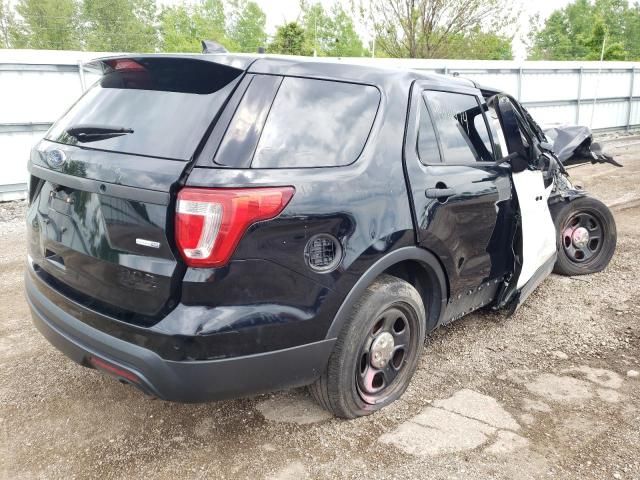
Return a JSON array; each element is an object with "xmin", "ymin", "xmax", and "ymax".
[{"xmin": 425, "ymin": 186, "xmax": 456, "ymax": 199}]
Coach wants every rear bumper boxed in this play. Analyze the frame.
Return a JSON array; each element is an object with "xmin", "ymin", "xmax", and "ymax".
[{"xmin": 25, "ymin": 270, "xmax": 335, "ymax": 402}]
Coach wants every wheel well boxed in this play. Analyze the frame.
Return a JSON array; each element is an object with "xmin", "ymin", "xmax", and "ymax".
[
  {"xmin": 383, "ymin": 260, "xmax": 443, "ymax": 331},
  {"xmin": 325, "ymin": 247, "xmax": 449, "ymax": 339}
]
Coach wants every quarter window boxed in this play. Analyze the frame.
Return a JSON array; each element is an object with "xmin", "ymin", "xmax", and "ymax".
[{"xmin": 252, "ymin": 77, "xmax": 379, "ymax": 168}]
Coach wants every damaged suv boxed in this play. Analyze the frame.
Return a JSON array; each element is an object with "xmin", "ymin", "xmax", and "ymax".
[{"xmin": 25, "ymin": 55, "xmax": 616, "ymax": 418}]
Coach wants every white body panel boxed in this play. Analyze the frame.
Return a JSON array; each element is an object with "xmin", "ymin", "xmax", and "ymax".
[{"xmin": 512, "ymin": 169, "xmax": 557, "ymax": 289}]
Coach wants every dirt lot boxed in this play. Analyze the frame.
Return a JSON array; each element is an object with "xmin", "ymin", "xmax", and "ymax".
[{"xmin": 1, "ymin": 137, "xmax": 639, "ymax": 480}]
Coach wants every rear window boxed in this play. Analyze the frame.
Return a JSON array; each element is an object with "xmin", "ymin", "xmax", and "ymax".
[
  {"xmin": 215, "ymin": 76, "xmax": 379, "ymax": 169},
  {"xmin": 46, "ymin": 57, "xmax": 243, "ymax": 160}
]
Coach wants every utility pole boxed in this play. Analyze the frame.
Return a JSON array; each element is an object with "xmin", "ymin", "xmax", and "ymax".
[
  {"xmin": 590, "ymin": 32, "xmax": 607, "ymax": 128},
  {"xmin": 313, "ymin": 15, "xmax": 317, "ymax": 57}
]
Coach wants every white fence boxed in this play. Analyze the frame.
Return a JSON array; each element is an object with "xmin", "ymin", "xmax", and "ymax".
[{"xmin": 1, "ymin": 49, "xmax": 639, "ymax": 201}]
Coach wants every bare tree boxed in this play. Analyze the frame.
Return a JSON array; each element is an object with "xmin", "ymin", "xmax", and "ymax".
[
  {"xmin": 365, "ymin": 0, "xmax": 515, "ymax": 58},
  {"xmin": 0, "ymin": 0, "xmax": 14, "ymax": 48}
]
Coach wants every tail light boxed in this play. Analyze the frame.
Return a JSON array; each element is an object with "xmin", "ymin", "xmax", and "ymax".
[
  {"xmin": 104, "ymin": 58, "xmax": 146, "ymax": 72},
  {"xmin": 175, "ymin": 187, "xmax": 294, "ymax": 268}
]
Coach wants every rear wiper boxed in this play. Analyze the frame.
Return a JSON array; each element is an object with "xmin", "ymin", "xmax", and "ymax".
[{"xmin": 65, "ymin": 124, "xmax": 134, "ymax": 142}]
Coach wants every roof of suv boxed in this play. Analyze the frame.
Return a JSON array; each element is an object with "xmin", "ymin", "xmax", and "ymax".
[
  {"xmin": 94, "ymin": 53, "xmax": 477, "ymax": 90},
  {"xmin": 246, "ymin": 55, "xmax": 476, "ymax": 88}
]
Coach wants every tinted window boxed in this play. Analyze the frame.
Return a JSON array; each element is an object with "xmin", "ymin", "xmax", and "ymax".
[
  {"xmin": 416, "ymin": 97, "xmax": 441, "ymax": 163},
  {"xmin": 46, "ymin": 58, "xmax": 242, "ymax": 160},
  {"xmin": 214, "ymin": 75, "xmax": 282, "ymax": 168},
  {"xmin": 252, "ymin": 77, "xmax": 379, "ymax": 168},
  {"xmin": 424, "ymin": 91, "xmax": 493, "ymax": 163}
]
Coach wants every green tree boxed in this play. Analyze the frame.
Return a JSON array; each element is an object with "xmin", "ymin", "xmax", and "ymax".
[
  {"xmin": 82, "ymin": 0, "xmax": 158, "ymax": 52},
  {"xmin": 360, "ymin": 0, "xmax": 515, "ymax": 59},
  {"xmin": 584, "ymin": 18, "xmax": 626, "ymax": 60},
  {"xmin": 227, "ymin": 0, "xmax": 267, "ymax": 53},
  {"xmin": 300, "ymin": 2, "xmax": 366, "ymax": 57},
  {"xmin": 529, "ymin": 0, "xmax": 640, "ymax": 60},
  {"xmin": 160, "ymin": 0, "xmax": 229, "ymax": 53},
  {"xmin": 11, "ymin": 0, "xmax": 81, "ymax": 50},
  {"xmin": 448, "ymin": 28, "xmax": 513, "ymax": 60},
  {"xmin": 300, "ymin": 2, "xmax": 330, "ymax": 55},
  {"xmin": 625, "ymin": 3, "xmax": 640, "ymax": 59},
  {"xmin": 327, "ymin": 4, "xmax": 366, "ymax": 56},
  {"xmin": 196, "ymin": 0, "xmax": 227, "ymax": 44},
  {"xmin": 269, "ymin": 22, "xmax": 311, "ymax": 55},
  {"xmin": 159, "ymin": 5, "xmax": 200, "ymax": 53}
]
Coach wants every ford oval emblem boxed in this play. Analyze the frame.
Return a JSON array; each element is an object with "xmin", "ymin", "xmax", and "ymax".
[{"xmin": 45, "ymin": 149, "xmax": 67, "ymax": 169}]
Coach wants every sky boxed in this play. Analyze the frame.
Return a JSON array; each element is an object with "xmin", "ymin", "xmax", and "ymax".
[{"xmin": 164, "ymin": 0, "xmax": 575, "ymax": 60}]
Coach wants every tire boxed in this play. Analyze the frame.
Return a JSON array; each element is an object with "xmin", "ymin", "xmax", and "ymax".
[
  {"xmin": 309, "ymin": 274, "xmax": 426, "ymax": 418},
  {"xmin": 550, "ymin": 196, "xmax": 616, "ymax": 276}
]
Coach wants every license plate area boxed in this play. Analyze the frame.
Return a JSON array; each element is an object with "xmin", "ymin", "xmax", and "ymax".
[
  {"xmin": 48, "ymin": 189, "xmax": 75, "ymax": 216},
  {"xmin": 29, "ymin": 180, "xmax": 176, "ymax": 320},
  {"xmin": 43, "ymin": 209, "xmax": 76, "ymax": 249}
]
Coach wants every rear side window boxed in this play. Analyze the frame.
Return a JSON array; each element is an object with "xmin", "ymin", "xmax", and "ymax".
[
  {"xmin": 46, "ymin": 57, "xmax": 243, "ymax": 160},
  {"xmin": 252, "ymin": 77, "xmax": 379, "ymax": 168},
  {"xmin": 424, "ymin": 90, "xmax": 494, "ymax": 163}
]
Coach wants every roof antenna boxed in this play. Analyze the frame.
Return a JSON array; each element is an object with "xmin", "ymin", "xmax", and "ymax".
[{"xmin": 201, "ymin": 40, "xmax": 228, "ymax": 54}]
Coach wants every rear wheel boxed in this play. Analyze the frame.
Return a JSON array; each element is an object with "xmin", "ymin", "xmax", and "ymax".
[
  {"xmin": 310, "ymin": 274, "xmax": 426, "ymax": 418},
  {"xmin": 550, "ymin": 196, "xmax": 616, "ymax": 276}
]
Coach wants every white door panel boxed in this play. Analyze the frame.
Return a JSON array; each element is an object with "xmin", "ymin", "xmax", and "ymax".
[{"xmin": 512, "ymin": 169, "xmax": 557, "ymax": 289}]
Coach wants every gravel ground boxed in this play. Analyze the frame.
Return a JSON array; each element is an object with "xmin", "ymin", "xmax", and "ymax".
[{"xmin": 1, "ymin": 137, "xmax": 639, "ymax": 480}]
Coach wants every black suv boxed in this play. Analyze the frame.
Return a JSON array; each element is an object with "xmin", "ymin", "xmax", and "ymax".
[{"xmin": 25, "ymin": 55, "xmax": 616, "ymax": 418}]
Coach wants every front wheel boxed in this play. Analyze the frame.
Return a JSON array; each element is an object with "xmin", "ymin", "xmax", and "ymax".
[
  {"xmin": 550, "ymin": 196, "xmax": 617, "ymax": 276},
  {"xmin": 309, "ymin": 274, "xmax": 426, "ymax": 418}
]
